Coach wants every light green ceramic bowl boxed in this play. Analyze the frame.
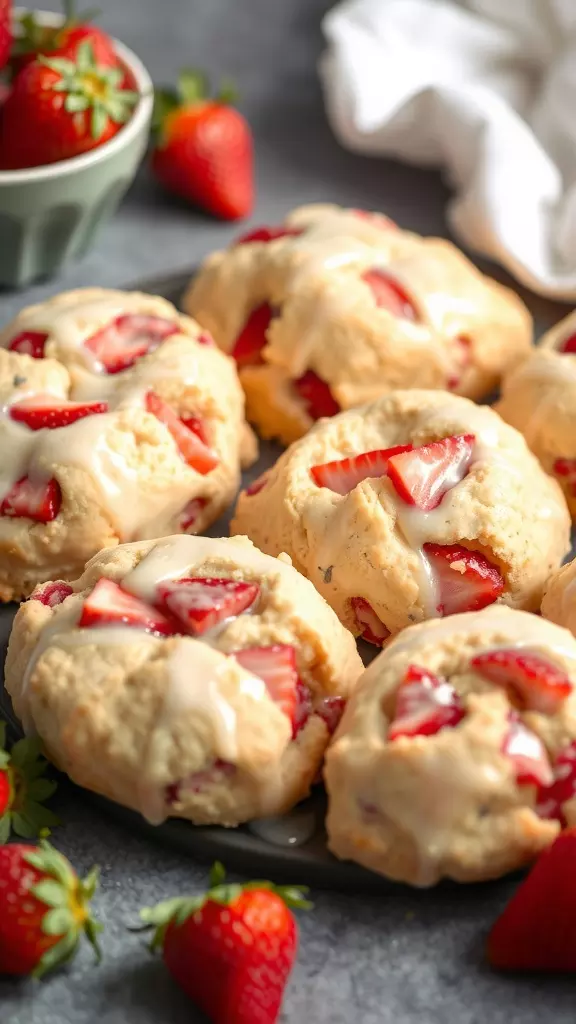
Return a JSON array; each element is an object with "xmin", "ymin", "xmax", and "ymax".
[{"xmin": 0, "ymin": 11, "xmax": 154, "ymax": 288}]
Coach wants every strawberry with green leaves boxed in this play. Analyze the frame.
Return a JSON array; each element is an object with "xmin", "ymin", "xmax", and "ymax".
[
  {"xmin": 0, "ymin": 721, "xmax": 59, "ymax": 844},
  {"xmin": 141, "ymin": 861, "xmax": 310, "ymax": 1023},
  {"xmin": 0, "ymin": 837, "xmax": 101, "ymax": 977},
  {"xmin": 151, "ymin": 70, "xmax": 254, "ymax": 220},
  {"xmin": 12, "ymin": 0, "xmax": 117, "ymax": 74},
  {"xmin": 0, "ymin": 41, "xmax": 139, "ymax": 170}
]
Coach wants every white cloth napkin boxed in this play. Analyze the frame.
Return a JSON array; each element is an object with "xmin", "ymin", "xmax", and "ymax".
[{"xmin": 320, "ymin": 0, "xmax": 576, "ymax": 300}]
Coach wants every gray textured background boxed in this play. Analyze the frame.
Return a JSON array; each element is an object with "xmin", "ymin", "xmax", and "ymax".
[{"xmin": 2, "ymin": 0, "xmax": 576, "ymax": 1021}]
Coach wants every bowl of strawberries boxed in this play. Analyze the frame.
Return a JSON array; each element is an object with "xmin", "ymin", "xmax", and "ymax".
[{"xmin": 0, "ymin": 2, "xmax": 153, "ymax": 287}]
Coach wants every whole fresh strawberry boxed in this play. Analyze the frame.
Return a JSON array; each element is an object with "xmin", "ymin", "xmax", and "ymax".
[
  {"xmin": 487, "ymin": 828, "xmax": 576, "ymax": 972},
  {"xmin": 141, "ymin": 862, "xmax": 311, "ymax": 1023},
  {"xmin": 0, "ymin": 721, "xmax": 59, "ymax": 844},
  {"xmin": 0, "ymin": 0, "xmax": 11, "ymax": 73},
  {"xmin": 0, "ymin": 837, "xmax": 101, "ymax": 977},
  {"xmin": 151, "ymin": 71, "xmax": 254, "ymax": 220},
  {"xmin": 0, "ymin": 41, "xmax": 138, "ymax": 170},
  {"xmin": 12, "ymin": 0, "xmax": 117, "ymax": 74}
]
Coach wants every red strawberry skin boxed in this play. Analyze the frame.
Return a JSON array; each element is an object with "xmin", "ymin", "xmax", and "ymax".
[
  {"xmin": 10, "ymin": 397, "xmax": 108, "ymax": 430},
  {"xmin": 231, "ymin": 303, "xmax": 272, "ymax": 367},
  {"xmin": 0, "ymin": 0, "xmax": 11, "ymax": 74},
  {"xmin": 311, "ymin": 444, "xmax": 412, "ymax": 495},
  {"xmin": 0, "ymin": 845, "xmax": 59, "ymax": 975},
  {"xmin": 0, "ymin": 477, "xmax": 62, "ymax": 523},
  {"xmin": 152, "ymin": 101, "xmax": 254, "ymax": 220},
  {"xmin": 487, "ymin": 828, "xmax": 576, "ymax": 972},
  {"xmin": 387, "ymin": 434, "xmax": 475, "ymax": 511},
  {"xmin": 293, "ymin": 371, "xmax": 340, "ymax": 421},
  {"xmin": 79, "ymin": 578, "xmax": 177, "ymax": 636}
]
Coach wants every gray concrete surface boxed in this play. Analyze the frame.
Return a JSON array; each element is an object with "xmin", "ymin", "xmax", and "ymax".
[{"xmin": 1, "ymin": 0, "xmax": 576, "ymax": 1021}]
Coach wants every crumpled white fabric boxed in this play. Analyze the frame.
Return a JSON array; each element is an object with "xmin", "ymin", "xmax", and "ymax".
[{"xmin": 320, "ymin": 0, "xmax": 576, "ymax": 299}]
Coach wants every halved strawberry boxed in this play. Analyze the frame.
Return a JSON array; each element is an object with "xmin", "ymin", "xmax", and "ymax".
[
  {"xmin": 79, "ymin": 578, "xmax": 177, "ymax": 635},
  {"xmin": 0, "ymin": 477, "xmax": 61, "ymax": 522},
  {"xmin": 158, "ymin": 577, "xmax": 259, "ymax": 636},
  {"xmin": 423, "ymin": 544, "xmax": 505, "ymax": 615},
  {"xmin": 293, "ymin": 371, "xmax": 340, "ymax": 421},
  {"xmin": 503, "ymin": 712, "xmax": 553, "ymax": 787},
  {"xmin": 180, "ymin": 497, "xmax": 208, "ymax": 532},
  {"xmin": 350, "ymin": 597, "xmax": 390, "ymax": 646},
  {"xmin": 487, "ymin": 828, "xmax": 576, "ymax": 972},
  {"xmin": 536, "ymin": 742, "xmax": 576, "ymax": 823},
  {"xmin": 311, "ymin": 444, "xmax": 412, "ymax": 495},
  {"xmin": 231, "ymin": 303, "xmax": 272, "ymax": 367},
  {"xmin": 10, "ymin": 395, "xmax": 108, "ymax": 430},
  {"xmin": 235, "ymin": 225, "xmax": 303, "ymax": 245},
  {"xmin": 233, "ymin": 644, "xmax": 300, "ymax": 730},
  {"xmin": 471, "ymin": 649, "xmax": 572, "ymax": 714},
  {"xmin": 553, "ymin": 458, "xmax": 576, "ymax": 496},
  {"xmin": 387, "ymin": 434, "xmax": 475, "ymax": 511},
  {"xmin": 316, "ymin": 695, "xmax": 346, "ymax": 735},
  {"xmin": 388, "ymin": 664, "xmax": 465, "ymax": 741},
  {"xmin": 145, "ymin": 392, "xmax": 219, "ymax": 475},
  {"xmin": 559, "ymin": 333, "xmax": 576, "ymax": 355},
  {"xmin": 84, "ymin": 315, "xmax": 179, "ymax": 374},
  {"xmin": 32, "ymin": 581, "xmax": 74, "ymax": 607},
  {"xmin": 7, "ymin": 331, "xmax": 48, "ymax": 359},
  {"xmin": 362, "ymin": 269, "xmax": 419, "ymax": 320}
]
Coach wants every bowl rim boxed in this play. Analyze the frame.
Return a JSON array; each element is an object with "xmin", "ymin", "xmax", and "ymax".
[{"xmin": 0, "ymin": 8, "xmax": 154, "ymax": 184}]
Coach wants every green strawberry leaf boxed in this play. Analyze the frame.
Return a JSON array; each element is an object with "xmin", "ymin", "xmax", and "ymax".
[
  {"xmin": 65, "ymin": 93, "xmax": 90, "ymax": 113},
  {"xmin": 9, "ymin": 736, "xmax": 44, "ymax": 768},
  {"xmin": 0, "ymin": 813, "xmax": 10, "ymax": 845},
  {"xmin": 91, "ymin": 104, "xmax": 108, "ymax": 140},
  {"xmin": 177, "ymin": 69, "xmax": 208, "ymax": 105},
  {"xmin": 27, "ymin": 778, "xmax": 57, "ymax": 802},
  {"xmin": 152, "ymin": 88, "xmax": 179, "ymax": 133},
  {"xmin": 11, "ymin": 811, "xmax": 40, "ymax": 839},
  {"xmin": 43, "ymin": 907, "xmax": 75, "ymax": 936},
  {"xmin": 217, "ymin": 77, "xmax": 238, "ymax": 105},
  {"xmin": 33, "ymin": 930, "xmax": 79, "ymax": 979},
  {"xmin": 33, "ymin": 878, "xmax": 69, "ymax": 909}
]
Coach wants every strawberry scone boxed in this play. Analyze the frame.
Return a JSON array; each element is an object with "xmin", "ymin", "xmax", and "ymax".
[
  {"xmin": 184, "ymin": 203, "xmax": 531, "ymax": 444},
  {"xmin": 232, "ymin": 390, "xmax": 570, "ymax": 643},
  {"xmin": 5, "ymin": 535, "xmax": 362, "ymax": 827},
  {"xmin": 496, "ymin": 310, "xmax": 576, "ymax": 518},
  {"xmin": 542, "ymin": 558, "xmax": 576, "ymax": 639},
  {"xmin": 0, "ymin": 288, "xmax": 256, "ymax": 602},
  {"xmin": 325, "ymin": 606, "xmax": 576, "ymax": 885}
]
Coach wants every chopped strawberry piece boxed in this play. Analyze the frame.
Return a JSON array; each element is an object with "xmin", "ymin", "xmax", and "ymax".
[
  {"xmin": 158, "ymin": 577, "xmax": 259, "ymax": 636},
  {"xmin": 503, "ymin": 712, "xmax": 553, "ymax": 787},
  {"xmin": 79, "ymin": 578, "xmax": 177, "ymax": 635},
  {"xmin": 233, "ymin": 644, "xmax": 300, "ymax": 730},
  {"xmin": 293, "ymin": 370, "xmax": 340, "ymax": 421},
  {"xmin": 180, "ymin": 497, "xmax": 208, "ymax": 532},
  {"xmin": 33, "ymin": 581, "xmax": 74, "ymax": 607},
  {"xmin": 536, "ymin": 742, "xmax": 576, "ymax": 824},
  {"xmin": 179, "ymin": 415, "xmax": 208, "ymax": 445},
  {"xmin": 447, "ymin": 335, "xmax": 472, "ymax": 390},
  {"xmin": 559, "ymin": 332, "xmax": 576, "ymax": 354},
  {"xmin": 487, "ymin": 828, "xmax": 576, "ymax": 972},
  {"xmin": 196, "ymin": 331, "xmax": 215, "ymax": 346},
  {"xmin": 0, "ymin": 476, "xmax": 61, "ymax": 522},
  {"xmin": 351, "ymin": 597, "xmax": 390, "ymax": 646},
  {"xmin": 231, "ymin": 303, "xmax": 272, "ymax": 367},
  {"xmin": 423, "ymin": 543, "xmax": 504, "ymax": 615},
  {"xmin": 245, "ymin": 473, "xmax": 268, "ymax": 496},
  {"xmin": 311, "ymin": 444, "xmax": 412, "ymax": 495},
  {"xmin": 293, "ymin": 677, "xmax": 313, "ymax": 737},
  {"xmin": 316, "ymin": 695, "xmax": 346, "ymax": 735},
  {"xmin": 145, "ymin": 391, "xmax": 219, "ymax": 474},
  {"xmin": 84, "ymin": 314, "xmax": 179, "ymax": 374},
  {"xmin": 167, "ymin": 760, "xmax": 236, "ymax": 801},
  {"xmin": 471, "ymin": 649, "xmax": 572, "ymax": 714},
  {"xmin": 9, "ymin": 395, "xmax": 108, "ymax": 430},
  {"xmin": 7, "ymin": 330, "xmax": 48, "ymax": 359},
  {"xmin": 553, "ymin": 458, "xmax": 576, "ymax": 496},
  {"xmin": 387, "ymin": 434, "xmax": 475, "ymax": 511},
  {"xmin": 362, "ymin": 269, "xmax": 419, "ymax": 321},
  {"xmin": 235, "ymin": 225, "xmax": 303, "ymax": 245},
  {"xmin": 388, "ymin": 664, "xmax": 465, "ymax": 741}
]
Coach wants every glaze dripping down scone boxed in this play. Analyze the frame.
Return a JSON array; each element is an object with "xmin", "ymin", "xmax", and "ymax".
[
  {"xmin": 5, "ymin": 534, "xmax": 363, "ymax": 827},
  {"xmin": 184, "ymin": 204, "xmax": 532, "ymax": 444},
  {"xmin": 0, "ymin": 288, "xmax": 257, "ymax": 601},
  {"xmin": 496, "ymin": 309, "xmax": 576, "ymax": 518},
  {"xmin": 325, "ymin": 606, "xmax": 576, "ymax": 886},
  {"xmin": 231, "ymin": 390, "xmax": 570, "ymax": 643}
]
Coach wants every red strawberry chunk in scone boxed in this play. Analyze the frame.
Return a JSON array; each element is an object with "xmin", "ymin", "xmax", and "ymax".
[
  {"xmin": 311, "ymin": 444, "xmax": 412, "ymax": 495},
  {"xmin": 293, "ymin": 370, "xmax": 340, "ymax": 421},
  {"xmin": 536, "ymin": 742, "xmax": 576, "ymax": 823},
  {"xmin": 558, "ymin": 332, "xmax": 576, "ymax": 354},
  {"xmin": 79, "ymin": 578, "xmax": 177, "ymax": 635},
  {"xmin": 179, "ymin": 497, "xmax": 208, "ymax": 532},
  {"xmin": 423, "ymin": 543, "xmax": 505, "ymax": 615},
  {"xmin": 553, "ymin": 458, "xmax": 576, "ymax": 496},
  {"xmin": 33, "ymin": 581, "xmax": 74, "ymax": 607},
  {"xmin": 231, "ymin": 302, "xmax": 273, "ymax": 367},
  {"xmin": 158, "ymin": 577, "xmax": 259, "ymax": 636},
  {"xmin": 7, "ymin": 331, "xmax": 48, "ymax": 359},
  {"xmin": 233, "ymin": 644, "xmax": 305, "ymax": 734},
  {"xmin": 350, "ymin": 597, "xmax": 390, "ymax": 646},
  {"xmin": 145, "ymin": 391, "xmax": 219, "ymax": 475},
  {"xmin": 84, "ymin": 314, "xmax": 180, "ymax": 374},
  {"xmin": 316, "ymin": 695, "xmax": 346, "ymax": 735},
  {"xmin": 387, "ymin": 434, "xmax": 475, "ymax": 511},
  {"xmin": 10, "ymin": 395, "xmax": 108, "ymax": 430},
  {"xmin": 235, "ymin": 225, "xmax": 304, "ymax": 245},
  {"xmin": 1, "ymin": 476, "xmax": 61, "ymax": 523},
  {"xmin": 388, "ymin": 664, "xmax": 465, "ymax": 740},
  {"xmin": 471, "ymin": 649, "xmax": 572, "ymax": 714},
  {"xmin": 503, "ymin": 712, "xmax": 553, "ymax": 787},
  {"xmin": 362, "ymin": 269, "xmax": 419, "ymax": 321}
]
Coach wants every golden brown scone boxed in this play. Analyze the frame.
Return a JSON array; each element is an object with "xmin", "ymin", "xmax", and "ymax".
[
  {"xmin": 5, "ymin": 534, "xmax": 363, "ymax": 828},
  {"xmin": 325, "ymin": 606, "xmax": 576, "ymax": 886},
  {"xmin": 232, "ymin": 390, "xmax": 570, "ymax": 642},
  {"xmin": 496, "ymin": 309, "xmax": 576, "ymax": 518},
  {"xmin": 542, "ymin": 557, "xmax": 576, "ymax": 638},
  {"xmin": 0, "ymin": 288, "xmax": 257, "ymax": 601},
  {"xmin": 184, "ymin": 204, "xmax": 532, "ymax": 444}
]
